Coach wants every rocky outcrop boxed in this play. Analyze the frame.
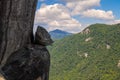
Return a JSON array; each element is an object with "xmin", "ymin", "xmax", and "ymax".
[
  {"xmin": 117, "ymin": 60, "xmax": 120, "ymax": 68},
  {"xmin": 2, "ymin": 45, "xmax": 50, "ymax": 80},
  {"xmin": 0, "ymin": 0, "xmax": 38, "ymax": 66},
  {"xmin": 34, "ymin": 26, "xmax": 53, "ymax": 46},
  {"xmin": 81, "ymin": 28, "xmax": 90, "ymax": 34},
  {"xmin": 85, "ymin": 37, "xmax": 93, "ymax": 42},
  {"xmin": 106, "ymin": 44, "xmax": 111, "ymax": 49},
  {"xmin": 1, "ymin": 26, "xmax": 53, "ymax": 80},
  {"xmin": 0, "ymin": 0, "xmax": 53, "ymax": 80},
  {"xmin": 84, "ymin": 53, "xmax": 88, "ymax": 58}
]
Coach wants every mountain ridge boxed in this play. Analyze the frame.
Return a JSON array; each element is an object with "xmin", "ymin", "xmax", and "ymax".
[
  {"xmin": 49, "ymin": 23, "xmax": 120, "ymax": 80},
  {"xmin": 49, "ymin": 29, "xmax": 72, "ymax": 40}
]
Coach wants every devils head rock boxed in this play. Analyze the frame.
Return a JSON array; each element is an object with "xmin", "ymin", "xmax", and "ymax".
[
  {"xmin": 35, "ymin": 26, "xmax": 54, "ymax": 46},
  {"xmin": 2, "ymin": 45, "xmax": 50, "ymax": 80},
  {"xmin": 1, "ymin": 26, "xmax": 53, "ymax": 80}
]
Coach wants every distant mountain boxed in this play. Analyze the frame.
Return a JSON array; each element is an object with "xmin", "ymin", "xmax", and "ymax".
[
  {"xmin": 48, "ymin": 24, "xmax": 120, "ymax": 80},
  {"xmin": 49, "ymin": 29, "xmax": 72, "ymax": 40}
]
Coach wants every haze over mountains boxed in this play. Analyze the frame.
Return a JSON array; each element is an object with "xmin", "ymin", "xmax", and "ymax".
[
  {"xmin": 49, "ymin": 29, "xmax": 72, "ymax": 40},
  {"xmin": 48, "ymin": 23, "xmax": 120, "ymax": 80}
]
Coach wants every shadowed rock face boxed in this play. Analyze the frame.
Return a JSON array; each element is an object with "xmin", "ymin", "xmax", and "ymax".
[
  {"xmin": 0, "ymin": 0, "xmax": 38, "ymax": 66},
  {"xmin": 1, "ymin": 26, "xmax": 53, "ymax": 80},
  {"xmin": 2, "ymin": 45, "xmax": 50, "ymax": 80},
  {"xmin": 0, "ymin": 0, "xmax": 53, "ymax": 80},
  {"xmin": 35, "ymin": 26, "xmax": 54, "ymax": 46}
]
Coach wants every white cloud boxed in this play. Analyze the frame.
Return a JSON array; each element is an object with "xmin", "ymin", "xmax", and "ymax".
[
  {"xmin": 113, "ymin": 20, "xmax": 120, "ymax": 24},
  {"xmin": 107, "ymin": 19, "xmax": 120, "ymax": 24},
  {"xmin": 62, "ymin": 0, "xmax": 79, "ymax": 2},
  {"xmin": 64, "ymin": 0, "xmax": 115, "ymax": 20},
  {"xmin": 66, "ymin": 0, "xmax": 100, "ymax": 15},
  {"xmin": 34, "ymin": 4, "xmax": 82, "ymax": 33},
  {"xmin": 81, "ymin": 9, "xmax": 115, "ymax": 20},
  {"xmin": 34, "ymin": 0, "xmax": 116, "ymax": 33}
]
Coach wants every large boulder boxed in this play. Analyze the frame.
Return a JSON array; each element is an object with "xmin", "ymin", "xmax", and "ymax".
[
  {"xmin": 2, "ymin": 45, "xmax": 50, "ymax": 80},
  {"xmin": 1, "ymin": 26, "xmax": 53, "ymax": 80}
]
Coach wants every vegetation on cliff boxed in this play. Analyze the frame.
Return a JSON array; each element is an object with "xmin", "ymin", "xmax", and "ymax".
[{"xmin": 49, "ymin": 24, "xmax": 120, "ymax": 80}]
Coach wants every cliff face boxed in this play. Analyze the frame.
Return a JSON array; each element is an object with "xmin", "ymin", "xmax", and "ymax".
[
  {"xmin": 1, "ymin": 26, "xmax": 53, "ymax": 80},
  {"xmin": 1, "ymin": 1, "xmax": 53, "ymax": 80},
  {"xmin": 0, "ymin": 0, "xmax": 38, "ymax": 66}
]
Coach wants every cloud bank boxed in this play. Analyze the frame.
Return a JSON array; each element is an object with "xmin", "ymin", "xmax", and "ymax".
[
  {"xmin": 34, "ymin": 0, "xmax": 117, "ymax": 33},
  {"xmin": 35, "ymin": 4, "xmax": 82, "ymax": 33}
]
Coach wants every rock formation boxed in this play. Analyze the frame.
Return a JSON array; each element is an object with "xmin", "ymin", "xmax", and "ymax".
[
  {"xmin": 1, "ymin": 26, "xmax": 53, "ymax": 80},
  {"xmin": 117, "ymin": 60, "xmax": 120, "ymax": 68},
  {"xmin": 1, "ymin": 45, "xmax": 50, "ymax": 80},
  {"xmin": 0, "ymin": 0, "xmax": 38, "ymax": 66},
  {"xmin": 81, "ymin": 28, "xmax": 90, "ymax": 34},
  {"xmin": 34, "ymin": 26, "xmax": 53, "ymax": 46},
  {"xmin": 85, "ymin": 37, "xmax": 93, "ymax": 42},
  {"xmin": 0, "ymin": 0, "xmax": 53, "ymax": 80}
]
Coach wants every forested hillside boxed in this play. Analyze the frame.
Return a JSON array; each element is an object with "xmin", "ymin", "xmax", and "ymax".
[{"xmin": 48, "ymin": 24, "xmax": 120, "ymax": 80}]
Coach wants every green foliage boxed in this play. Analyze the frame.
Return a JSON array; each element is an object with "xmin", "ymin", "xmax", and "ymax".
[{"xmin": 48, "ymin": 24, "xmax": 120, "ymax": 80}]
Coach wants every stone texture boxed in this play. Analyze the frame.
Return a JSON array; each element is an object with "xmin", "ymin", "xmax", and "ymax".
[
  {"xmin": 0, "ymin": 0, "xmax": 53, "ymax": 79},
  {"xmin": 0, "ymin": 72, "xmax": 6, "ymax": 80},
  {"xmin": 2, "ymin": 45, "xmax": 50, "ymax": 80},
  {"xmin": 34, "ymin": 26, "xmax": 54, "ymax": 46},
  {"xmin": 1, "ymin": 26, "xmax": 53, "ymax": 80},
  {"xmin": 0, "ymin": 0, "xmax": 54, "ymax": 80},
  {"xmin": 0, "ymin": 0, "xmax": 38, "ymax": 67}
]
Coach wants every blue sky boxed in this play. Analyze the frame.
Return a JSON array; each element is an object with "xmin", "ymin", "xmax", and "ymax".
[{"xmin": 34, "ymin": 0, "xmax": 120, "ymax": 33}]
